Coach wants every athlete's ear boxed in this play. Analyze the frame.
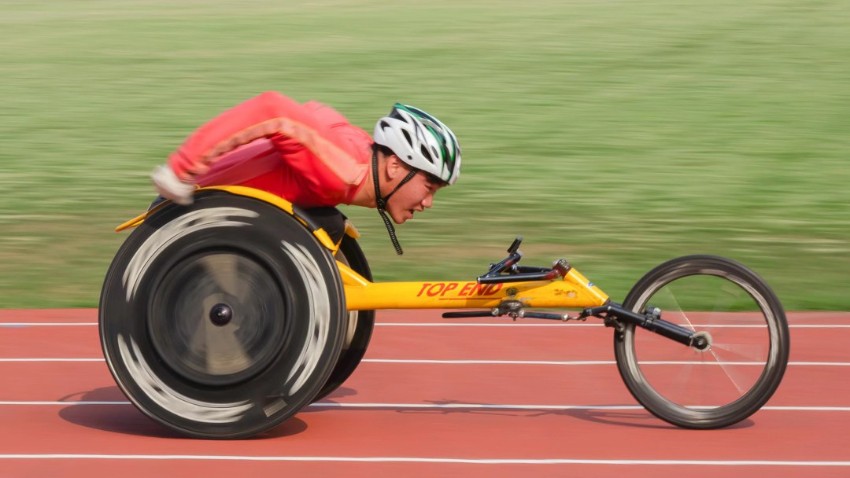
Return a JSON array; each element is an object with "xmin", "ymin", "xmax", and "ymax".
[{"xmin": 384, "ymin": 154, "xmax": 407, "ymax": 181}]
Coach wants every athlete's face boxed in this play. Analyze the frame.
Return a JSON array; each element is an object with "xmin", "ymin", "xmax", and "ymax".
[{"xmin": 383, "ymin": 159, "xmax": 444, "ymax": 224}]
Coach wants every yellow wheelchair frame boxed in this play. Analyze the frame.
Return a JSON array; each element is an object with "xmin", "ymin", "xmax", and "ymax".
[
  {"xmin": 118, "ymin": 185, "xmax": 610, "ymax": 315},
  {"xmin": 106, "ymin": 184, "xmax": 789, "ymax": 436}
]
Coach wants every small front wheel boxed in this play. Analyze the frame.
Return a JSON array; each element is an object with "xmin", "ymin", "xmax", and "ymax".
[{"xmin": 614, "ymin": 255, "xmax": 790, "ymax": 429}]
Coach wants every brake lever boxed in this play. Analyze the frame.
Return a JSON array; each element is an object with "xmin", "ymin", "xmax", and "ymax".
[{"xmin": 484, "ymin": 236, "xmax": 524, "ymax": 275}]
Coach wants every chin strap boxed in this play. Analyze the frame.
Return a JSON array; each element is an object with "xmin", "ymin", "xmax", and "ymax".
[{"xmin": 372, "ymin": 147, "xmax": 418, "ymax": 255}]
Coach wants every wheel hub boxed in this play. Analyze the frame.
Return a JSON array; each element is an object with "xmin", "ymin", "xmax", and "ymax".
[
  {"xmin": 149, "ymin": 252, "xmax": 287, "ymax": 386},
  {"xmin": 209, "ymin": 303, "xmax": 233, "ymax": 326},
  {"xmin": 691, "ymin": 330, "xmax": 712, "ymax": 351}
]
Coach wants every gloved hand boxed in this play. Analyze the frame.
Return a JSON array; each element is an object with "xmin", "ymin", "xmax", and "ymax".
[{"xmin": 151, "ymin": 164, "xmax": 195, "ymax": 205}]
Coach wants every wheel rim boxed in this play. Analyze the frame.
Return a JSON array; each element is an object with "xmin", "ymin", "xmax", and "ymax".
[
  {"xmin": 148, "ymin": 251, "xmax": 288, "ymax": 387},
  {"xmin": 623, "ymin": 270, "xmax": 778, "ymax": 413}
]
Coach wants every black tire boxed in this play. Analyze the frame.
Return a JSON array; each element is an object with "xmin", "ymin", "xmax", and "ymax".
[
  {"xmin": 312, "ymin": 235, "xmax": 376, "ymax": 401},
  {"xmin": 99, "ymin": 190, "xmax": 346, "ymax": 438},
  {"xmin": 614, "ymin": 255, "xmax": 790, "ymax": 429}
]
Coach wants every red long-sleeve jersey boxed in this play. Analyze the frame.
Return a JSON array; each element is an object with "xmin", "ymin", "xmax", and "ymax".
[{"xmin": 168, "ymin": 91, "xmax": 373, "ymax": 208}]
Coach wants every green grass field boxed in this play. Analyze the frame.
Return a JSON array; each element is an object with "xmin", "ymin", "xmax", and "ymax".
[{"xmin": 1, "ymin": 0, "xmax": 848, "ymax": 309}]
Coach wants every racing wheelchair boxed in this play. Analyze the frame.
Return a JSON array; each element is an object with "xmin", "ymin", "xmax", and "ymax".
[{"xmin": 99, "ymin": 186, "xmax": 790, "ymax": 438}]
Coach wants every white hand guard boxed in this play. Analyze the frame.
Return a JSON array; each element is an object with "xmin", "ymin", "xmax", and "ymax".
[{"xmin": 151, "ymin": 165, "xmax": 195, "ymax": 205}]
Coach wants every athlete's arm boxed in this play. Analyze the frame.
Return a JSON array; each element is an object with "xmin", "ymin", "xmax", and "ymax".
[{"xmin": 167, "ymin": 91, "xmax": 329, "ymax": 180}]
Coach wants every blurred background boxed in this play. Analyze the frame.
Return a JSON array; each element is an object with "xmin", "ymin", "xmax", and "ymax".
[{"xmin": 1, "ymin": 0, "xmax": 848, "ymax": 309}]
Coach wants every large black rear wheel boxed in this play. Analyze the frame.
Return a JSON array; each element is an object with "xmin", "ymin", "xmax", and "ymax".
[
  {"xmin": 99, "ymin": 191, "xmax": 346, "ymax": 438},
  {"xmin": 312, "ymin": 234, "xmax": 376, "ymax": 401}
]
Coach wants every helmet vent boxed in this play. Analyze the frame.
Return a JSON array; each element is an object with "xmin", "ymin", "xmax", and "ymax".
[
  {"xmin": 402, "ymin": 129, "xmax": 413, "ymax": 146},
  {"xmin": 420, "ymin": 145, "xmax": 433, "ymax": 163}
]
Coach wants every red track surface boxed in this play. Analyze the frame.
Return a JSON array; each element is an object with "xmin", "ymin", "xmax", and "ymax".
[{"xmin": 1, "ymin": 309, "xmax": 849, "ymax": 477}]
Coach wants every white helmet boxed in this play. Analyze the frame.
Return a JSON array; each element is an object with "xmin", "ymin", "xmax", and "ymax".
[{"xmin": 373, "ymin": 103, "xmax": 461, "ymax": 185}]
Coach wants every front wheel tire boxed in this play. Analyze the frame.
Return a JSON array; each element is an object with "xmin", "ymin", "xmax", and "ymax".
[{"xmin": 614, "ymin": 255, "xmax": 790, "ymax": 429}]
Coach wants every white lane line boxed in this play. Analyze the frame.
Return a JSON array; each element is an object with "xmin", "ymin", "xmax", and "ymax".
[
  {"xmin": 1, "ymin": 358, "xmax": 849, "ymax": 367},
  {"xmin": 0, "ymin": 401, "xmax": 129, "ymax": 406},
  {"xmin": 390, "ymin": 323, "xmax": 850, "ymax": 329},
  {"xmin": 0, "ymin": 454, "xmax": 848, "ymax": 466},
  {"xmin": 1, "ymin": 401, "xmax": 849, "ymax": 412},
  {"xmin": 310, "ymin": 403, "xmax": 850, "ymax": 412},
  {"xmin": 3, "ymin": 322, "xmax": 850, "ymax": 328},
  {"xmin": 0, "ymin": 358, "xmax": 104, "ymax": 362},
  {"xmin": 363, "ymin": 359, "xmax": 850, "ymax": 367}
]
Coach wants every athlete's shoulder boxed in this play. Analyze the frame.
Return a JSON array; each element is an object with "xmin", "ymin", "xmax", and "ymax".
[
  {"xmin": 302, "ymin": 100, "xmax": 350, "ymax": 126},
  {"xmin": 300, "ymin": 100, "xmax": 372, "ymax": 155}
]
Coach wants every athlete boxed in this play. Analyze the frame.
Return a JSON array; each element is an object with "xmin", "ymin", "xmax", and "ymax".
[{"xmin": 151, "ymin": 91, "xmax": 461, "ymax": 253}]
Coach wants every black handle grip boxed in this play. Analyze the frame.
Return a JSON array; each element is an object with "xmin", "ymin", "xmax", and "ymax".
[
  {"xmin": 508, "ymin": 236, "xmax": 523, "ymax": 254},
  {"xmin": 522, "ymin": 311, "xmax": 569, "ymax": 321},
  {"xmin": 442, "ymin": 310, "xmax": 496, "ymax": 319}
]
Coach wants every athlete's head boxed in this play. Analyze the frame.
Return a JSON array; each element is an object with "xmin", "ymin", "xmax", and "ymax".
[
  {"xmin": 369, "ymin": 103, "xmax": 462, "ymax": 253},
  {"xmin": 373, "ymin": 103, "xmax": 461, "ymax": 186}
]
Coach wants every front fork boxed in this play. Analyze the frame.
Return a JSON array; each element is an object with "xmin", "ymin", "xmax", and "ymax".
[{"xmin": 580, "ymin": 303, "xmax": 712, "ymax": 351}]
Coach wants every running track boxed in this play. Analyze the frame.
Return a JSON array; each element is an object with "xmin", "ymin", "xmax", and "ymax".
[{"xmin": 1, "ymin": 309, "xmax": 849, "ymax": 477}]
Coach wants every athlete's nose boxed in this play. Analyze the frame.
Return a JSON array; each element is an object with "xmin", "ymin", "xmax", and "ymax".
[{"xmin": 421, "ymin": 193, "xmax": 434, "ymax": 209}]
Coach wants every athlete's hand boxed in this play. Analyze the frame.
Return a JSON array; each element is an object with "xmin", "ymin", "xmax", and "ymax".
[{"xmin": 151, "ymin": 164, "xmax": 195, "ymax": 205}]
